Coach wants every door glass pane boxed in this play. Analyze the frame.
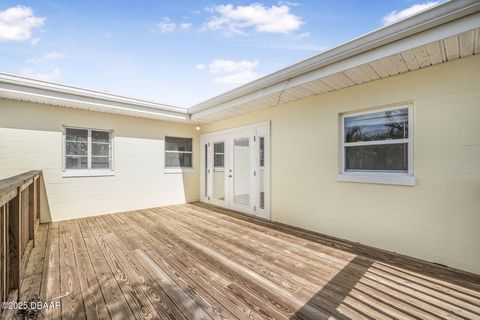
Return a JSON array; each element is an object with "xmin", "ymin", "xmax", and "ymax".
[
  {"xmin": 204, "ymin": 144, "xmax": 208, "ymax": 197},
  {"xmin": 259, "ymin": 137, "xmax": 265, "ymax": 209},
  {"xmin": 213, "ymin": 142, "xmax": 225, "ymax": 201},
  {"xmin": 233, "ymin": 137, "xmax": 250, "ymax": 206}
]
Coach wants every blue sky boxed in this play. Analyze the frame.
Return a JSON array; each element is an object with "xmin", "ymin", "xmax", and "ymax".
[{"xmin": 0, "ymin": 1, "xmax": 440, "ymax": 107}]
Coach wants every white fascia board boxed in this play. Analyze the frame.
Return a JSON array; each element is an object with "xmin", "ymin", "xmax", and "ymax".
[
  {"xmin": 0, "ymin": 82, "xmax": 190, "ymax": 122},
  {"xmin": 0, "ymin": 72, "xmax": 188, "ymax": 114},
  {"xmin": 190, "ymin": 11, "xmax": 480, "ymax": 121},
  {"xmin": 189, "ymin": 0, "xmax": 480, "ymax": 116}
]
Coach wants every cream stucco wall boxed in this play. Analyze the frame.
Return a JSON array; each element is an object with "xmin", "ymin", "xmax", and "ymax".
[
  {"xmin": 0, "ymin": 101, "xmax": 200, "ymax": 221},
  {"xmin": 201, "ymin": 54, "xmax": 480, "ymax": 274}
]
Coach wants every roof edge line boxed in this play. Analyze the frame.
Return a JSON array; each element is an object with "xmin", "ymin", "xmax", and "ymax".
[
  {"xmin": 0, "ymin": 72, "xmax": 188, "ymax": 114},
  {"xmin": 188, "ymin": 0, "xmax": 480, "ymax": 114}
]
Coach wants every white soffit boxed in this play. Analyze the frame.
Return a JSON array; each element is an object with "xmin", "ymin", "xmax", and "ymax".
[{"xmin": 190, "ymin": 0, "xmax": 480, "ymax": 123}]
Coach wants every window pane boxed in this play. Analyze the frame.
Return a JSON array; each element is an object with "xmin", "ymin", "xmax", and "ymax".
[
  {"xmin": 259, "ymin": 136, "xmax": 265, "ymax": 209},
  {"xmin": 92, "ymin": 157, "xmax": 110, "ymax": 169},
  {"xmin": 259, "ymin": 137, "xmax": 265, "ymax": 167},
  {"xmin": 92, "ymin": 143, "xmax": 110, "ymax": 156},
  {"xmin": 165, "ymin": 152, "xmax": 192, "ymax": 168},
  {"xmin": 165, "ymin": 137, "xmax": 192, "ymax": 152},
  {"xmin": 65, "ymin": 156, "xmax": 88, "ymax": 169},
  {"xmin": 214, "ymin": 142, "xmax": 224, "ymax": 168},
  {"xmin": 214, "ymin": 142, "xmax": 224, "ymax": 153},
  {"xmin": 66, "ymin": 141, "xmax": 87, "ymax": 155},
  {"xmin": 213, "ymin": 142, "xmax": 225, "ymax": 201},
  {"xmin": 233, "ymin": 137, "xmax": 250, "ymax": 206},
  {"xmin": 204, "ymin": 144, "xmax": 208, "ymax": 197},
  {"xmin": 92, "ymin": 131, "xmax": 110, "ymax": 143},
  {"xmin": 345, "ymin": 143, "xmax": 408, "ymax": 172},
  {"xmin": 345, "ymin": 108, "xmax": 408, "ymax": 142},
  {"xmin": 66, "ymin": 128, "xmax": 87, "ymax": 142},
  {"xmin": 214, "ymin": 155, "xmax": 224, "ymax": 168}
]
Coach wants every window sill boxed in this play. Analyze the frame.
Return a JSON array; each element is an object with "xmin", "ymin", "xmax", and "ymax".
[
  {"xmin": 164, "ymin": 168, "xmax": 195, "ymax": 174},
  {"xmin": 337, "ymin": 173, "xmax": 415, "ymax": 186},
  {"xmin": 62, "ymin": 170, "xmax": 115, "ymax": 178}
]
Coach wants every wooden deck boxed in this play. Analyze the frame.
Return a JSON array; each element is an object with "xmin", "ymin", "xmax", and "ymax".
[{"xmin": 20, "ymin": 203, "xmax": 480, "ymax": 319}]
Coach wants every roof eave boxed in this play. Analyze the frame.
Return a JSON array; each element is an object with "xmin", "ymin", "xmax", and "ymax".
[
  {"xmin": 0, "ymin": 72, "xmax": 191, "ymax": 122},
  {"xmin": 189, "ymin": 0, "xmax": 480, "ymax": 114}
]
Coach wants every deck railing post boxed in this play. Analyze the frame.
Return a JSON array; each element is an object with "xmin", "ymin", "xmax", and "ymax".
[
  {"xmin": 28, "ymin": 182, "xmax": 35, "ymax": 246},
  {"xmin": 0, "ymin": 204, "xmax": 6, "ymax": 303},
  {"xmin": 35, "ymin": 176, "xmax": 40, "ymax": 228},
  {"xmin": 6, "ymin": 192, "xmax": 20, "ymax": 301}
]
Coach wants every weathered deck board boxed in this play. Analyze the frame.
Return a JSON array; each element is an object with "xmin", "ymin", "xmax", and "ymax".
[{"xmin": 19, "ymin": 203, "xmax": 480, "ymax": 320}]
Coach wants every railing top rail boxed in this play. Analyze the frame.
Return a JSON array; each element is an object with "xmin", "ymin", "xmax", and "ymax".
[{"xmin": 0, "ymin": 170, "xmax": 41, "ymax": 207}]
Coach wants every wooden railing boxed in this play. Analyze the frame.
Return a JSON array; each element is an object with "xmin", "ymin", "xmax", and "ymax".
[{"xmin": 0, "ymin": 170, "xmax": 41, "ymax": 313}]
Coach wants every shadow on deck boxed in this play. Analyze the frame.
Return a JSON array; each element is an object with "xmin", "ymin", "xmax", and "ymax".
[{"xmin": 17, "ymin": 202, "xmax": 480, "ymax": 320}]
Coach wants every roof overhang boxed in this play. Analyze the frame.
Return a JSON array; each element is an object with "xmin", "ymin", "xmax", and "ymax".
[
  {"xmin": 1, "ymin": 1, "xmax": 479, "ymax": 124},
  {"xmin": 0, "ymin": 73, "xmax": 190, "ymax": 122},
  {"xmin": 189, "ymin": 0, "xmax": 480, "ymax": 123}
]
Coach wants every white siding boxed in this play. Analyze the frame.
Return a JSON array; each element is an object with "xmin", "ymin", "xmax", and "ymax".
[
  {"xmin": 0, "ymin": 101, "xmax": 199, "ymax": 221},
  {"xmin": 201, "ymin": 54, "xmax": 480, "ymax": 274}
]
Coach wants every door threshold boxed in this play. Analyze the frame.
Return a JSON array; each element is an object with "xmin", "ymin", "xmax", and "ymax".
[{"xmin": 199, "ymin": 201, "xmax": 271, "ymax": 222}]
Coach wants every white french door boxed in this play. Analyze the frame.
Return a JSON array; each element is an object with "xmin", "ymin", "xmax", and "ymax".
[{"xmin": 201, "ymin": 122, "xmax": 270, "ymax": 219}]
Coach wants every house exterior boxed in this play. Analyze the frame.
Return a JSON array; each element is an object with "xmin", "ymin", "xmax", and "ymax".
[{"xmin": 1, "ymin": 0, "xmax": 479, "ymax": 276}]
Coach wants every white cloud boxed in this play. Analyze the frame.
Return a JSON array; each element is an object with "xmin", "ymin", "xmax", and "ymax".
[
  {"xmin": 255, "ymin": 42, "xmax": 324, "ymax": 51},
  {"xmin": 213, "ymin": 70, "xmax": 259, "ymax": 85},
  {"xmin": 382, "ymin": 1, "xmax": 439, "ymax": 25},
  {"xmin": 295, "ymin": 32, "xmax": 310, "ymax": 39},
  {"xmin": 157, "ymin": 18, "xmax": 176, "ymax": 33},
  {"xmin": 205, "ymin": 3, "xmax": 302, "ymax": 35},
  {"xmin": 157, "ymin": 18, "xmax": 193, "ymax": 33},
  {"xmin": 197, "ymin": 59, "xmax": 260, "ymax": 85},
  {"xmin": 21, "ymin": 66, "xmax": 61, "ymax": 81},
  {"xmin": 27, "ymin": 51, "xmax": 66, "ymax": 63},
  {"xmin": 23, "ymin": 51, "xmax": 66, "ymax": 82},
  {"xmin": 278, "ymin": 1, "xmax": 301, "ymax": 7},
  {"xmin": 208, "ymin": 59, "xmax": 259, "ymax": 74},
  {"xmin": 0, "ymin": 6, "xmax": 45, "ymax": 41}
]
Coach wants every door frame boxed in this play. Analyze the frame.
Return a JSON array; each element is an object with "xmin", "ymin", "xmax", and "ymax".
[
  {"xmin": 210, "ymin": 136, "xmax": 229, "ymax": 208},
  {"xmin": 200, "ymin": 121, "xmax": 270, "ymax": 219}
]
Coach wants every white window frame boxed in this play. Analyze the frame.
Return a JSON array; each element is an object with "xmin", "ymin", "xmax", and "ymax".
[
  {"xmin": 337, "ymin": 104, "xmax": 415, "ymax": 186},
  {"xmin": 164, "ymin": 136, "xmax": 194, "ymax": 173},
  {"xmin": 62, "ymin": 126, "xmax": 114, "ymax": 177}
]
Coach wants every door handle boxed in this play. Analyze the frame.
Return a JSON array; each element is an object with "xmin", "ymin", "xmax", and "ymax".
[{"xmin": 228, "ymin": 175, "xmax": 233, "ymax": 178}]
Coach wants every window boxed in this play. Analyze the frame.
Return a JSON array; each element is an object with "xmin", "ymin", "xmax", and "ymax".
[
  {"xmin": 213, "ymin": 142, "xmax": 224, "ymax": 168},
  {"xmin": 339, "ymin": 105, "xmax": 414, "ymax": 185},
  {"xmin": 165, "ymin": 136, "xmax": 193, "ymax": 168},
  {"xmin": 64, "ymin": 127, "xmax": 113, "ymax": 173}
]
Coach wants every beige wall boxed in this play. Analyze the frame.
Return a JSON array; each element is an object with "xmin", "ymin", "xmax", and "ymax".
[
  {"xmin": 201, "ymin": 55, "xmax": 480, "ymax": 274},
  {"xmin": 0, "ymin": 101, "xmax": 200, "ymax": 221}
]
